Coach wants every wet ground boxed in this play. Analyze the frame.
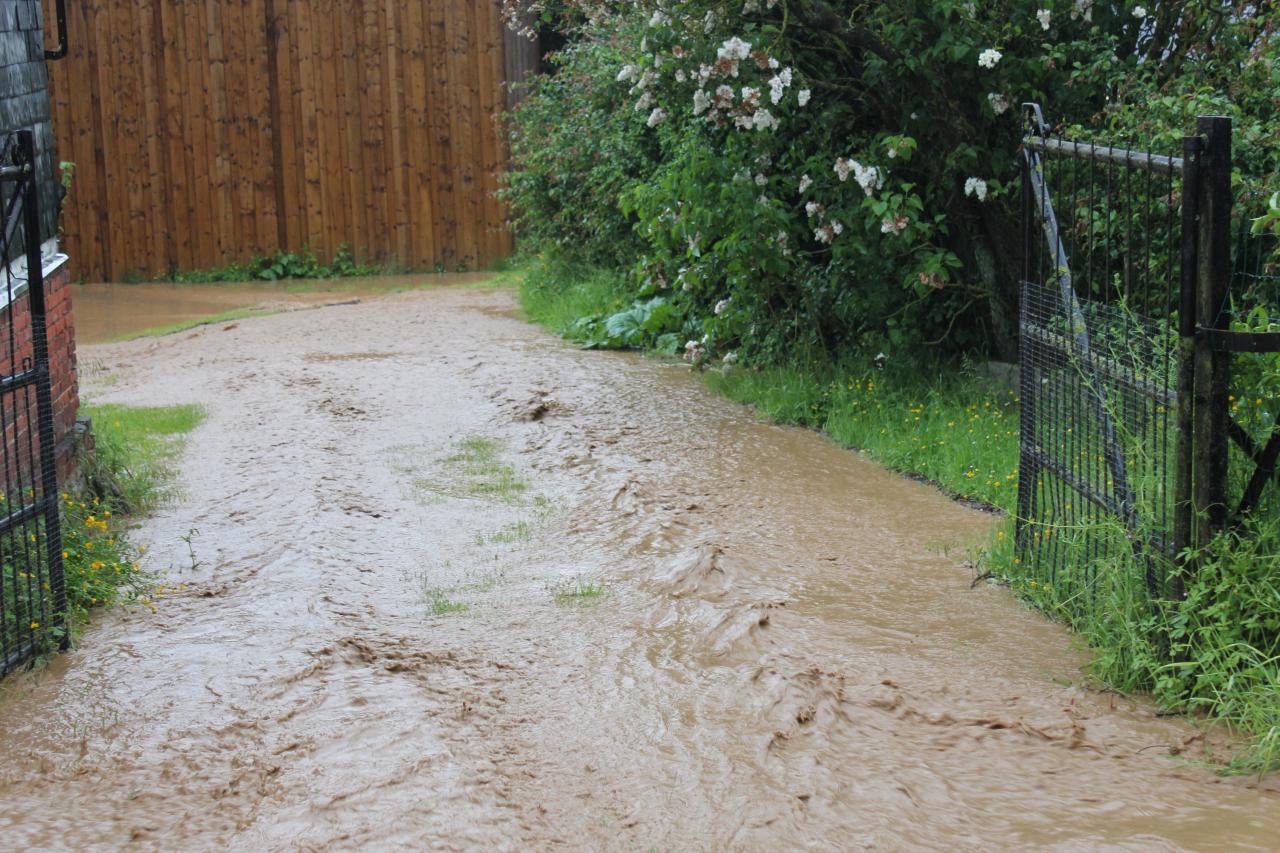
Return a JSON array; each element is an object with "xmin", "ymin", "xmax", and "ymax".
[
  {"xmin": 1, "ymin": 284, "xmax": 1277, "ymax": 850},
  {"xmin": 71, "ymin": 273, "xmax": 494, "ymax": 343}
]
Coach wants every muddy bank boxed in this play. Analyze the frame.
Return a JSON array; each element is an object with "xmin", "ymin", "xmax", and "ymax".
[{"xmin": 1, "ymin": 286, "xmax": 1276, "ymax": 850}]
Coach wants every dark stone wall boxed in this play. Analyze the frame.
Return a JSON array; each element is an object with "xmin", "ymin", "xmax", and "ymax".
[{"xmin": 0, "ymin": 1, "xmax": 58, "ymax": 255}]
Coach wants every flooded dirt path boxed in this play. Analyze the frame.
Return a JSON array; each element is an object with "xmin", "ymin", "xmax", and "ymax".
[
  {"xmin": 71, "ymin": 272, "xmax": 495, "ymax": 343},
  {"xmin": 1, "ymin": 286, "xmax": 1276, "ymax": 850}
]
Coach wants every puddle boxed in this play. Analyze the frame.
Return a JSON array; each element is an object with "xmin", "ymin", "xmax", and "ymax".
[{"xmin": 0, "ymin": 286, "xmax": 1275, "ymax": 849}]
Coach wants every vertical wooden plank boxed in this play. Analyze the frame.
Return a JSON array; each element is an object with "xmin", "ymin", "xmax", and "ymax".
[
  {"xmin": 109, "ymin": 0, "xmax": 142, "ymax": 277},
  {"xmin": 270, "ymin": 0, "xmax": 303, "ymax": 251},
  {"xmin": 157, "ymin": 0, "xmax": 193, "ymax": 272},
  {"xmin": 445, "ymin": 0, "xmax": 480, "ymax": 269},
  {"xmin": 400, "ymin": 0, "xmax": 426, "ymax": 267},
  {"xmin": 358, "ymin": 0, "xmax": 387, "ymax": 262},
  {"xmin": 316, "ymin": 0, "xmax": 345, "ymax": 259},
  {"xmin": 335, "ymin": 2, "xmax": 366, "ymax": 258},
  {"xmin": 91, "ymin": 0, "xmax": 128, "ymax": 279},
  {"xmin": 293, "ymin": 0, "xmax": 325, "ymax": 251},
  {"xmin": 182, "ymin": 0, "xmax": 215, "ymax": 268},
  {"xmin": 224, "ymin": 0, "xmax": 253, "ymax": 261},
  {"xmin": 135, "ymin": 0, "xmax": 173, "ymax": 275},
  {"xmin": 380, "ymin": 0, "xmax": 410, "ymax": 265},
  {"xmin": 247, "ymin": 0, "xmax": 278, "ymax": 256},
  {"xmin": 425, "ymin": 2, "xmax": 455, "ymax": 269},
  {"xmin": 205, "ymin": 0, "xmax": 233, "ymax": 262}
]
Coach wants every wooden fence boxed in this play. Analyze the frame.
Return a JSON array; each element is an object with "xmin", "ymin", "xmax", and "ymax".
[{"xmin": 45, "ymin": 0, "xmax": 537, "ymax": 282}]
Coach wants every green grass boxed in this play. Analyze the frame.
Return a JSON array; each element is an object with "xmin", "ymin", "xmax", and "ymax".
[
  {"xmin": 550, "ymin": 577, "xmax": 606, "ymax": 607},
  {"xmin": 419, "ymin": 436, "xmax": 529, "ymax": 504},
  {"xmin": 4, "ymin": 402, "xmax": 203, "ymax": 658},
  {"xmin": 479, "ymin": 520, "xmax": 535, "ymax": 546},
  {"xmin": 518, "ymin": 260, "xmax": 629, "ymax": 343},
  {"xmin": 425, "ymin": 588, "xmax": 471, "ymax": 616},
  {"xmin": 81, "ymin": 403, "xmax": 205, "ymax": 513}
]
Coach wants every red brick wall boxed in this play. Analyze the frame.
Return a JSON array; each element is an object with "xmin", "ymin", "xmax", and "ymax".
[{"xmin": 0, "ymin": 260, "xmax": 80, "ymax": 489}]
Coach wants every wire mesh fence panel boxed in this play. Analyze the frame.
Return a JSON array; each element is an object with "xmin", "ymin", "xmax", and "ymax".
[
  {"xmin": 0, "ymin": 130, "xmax": 65, "ymax": 675},
  {"xmin": 1017, "ymin": 105, "xmax": 1187, "ymax": 606}
]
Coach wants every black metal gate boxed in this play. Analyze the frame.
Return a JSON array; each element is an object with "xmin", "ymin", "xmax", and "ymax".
[
  {"xmin": 0, "ymin": 129, "xmax": 66, "ymax": 674},
  {"xmin": 1018, "ymin": 100, "xmax": 1280, "ymax": 606}
]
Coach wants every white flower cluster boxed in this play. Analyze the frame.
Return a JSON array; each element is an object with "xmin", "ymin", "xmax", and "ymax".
[
  {"xmin": 964, "ymin": 177, "xmax": 989, "ymax": 201},
  {"xmin": 880, "ymin": 215, "xmax": 909, "ymax": 235},
  {"xmin": 1132, "ymin": 5, "xmax": 1147, "ymax": 17},
  {"xmin": 814, "ymin": 221, "xmax": 844, "ymax": 244},
  {"xmin": 717, "ymin": 36, "xmax": 751, "ymax": 63},
  {"xmin": 687, "ymin": 37, "xmax": 800, "ymax": 131},
  {"xmin": 1036, "ymin": 9, "xmax": 1051, "ymax": 30},
  {"xmin": 987, "ymin": 92, "xmax": 1010, "ymax": 115},
  {"xmin": 978, "ymin": 48, "xmax": 1002, "ymax": 69},
  {"xmin": 834, "ymin": 157, "xmax": 885, "ymax": 196}
]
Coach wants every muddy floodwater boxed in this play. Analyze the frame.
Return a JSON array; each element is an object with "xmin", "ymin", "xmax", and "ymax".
[
  {"xmin": 2, "ymin": 285, "xmax": 1277, "ymax": 850},
  {"xmin": 71, "ymin": 273, "xmax": 494, "ymax": 343}
]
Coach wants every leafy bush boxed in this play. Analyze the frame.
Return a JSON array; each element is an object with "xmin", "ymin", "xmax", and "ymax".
[
  {"xmin": 504, "ymin": 1, "xmax": 1277, "ymax": 363},
  {"xmin": 173, "ymin": 244, "xmax": 386, "ymax": 284}
]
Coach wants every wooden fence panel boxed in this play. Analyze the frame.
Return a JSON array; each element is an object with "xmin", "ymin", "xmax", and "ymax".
[{"xmin": 43, "ymin": 0, "xmax": 518, "ymax": 281}]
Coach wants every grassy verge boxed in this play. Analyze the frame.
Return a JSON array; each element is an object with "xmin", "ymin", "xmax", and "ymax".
[
  {"xmin": 82, "ymin": 403, "xmax": 205, "ymax": 513},
  {"xmin": 519, "ymin": 258, "xmax": 1280, "ymax": 775},
  {"xmin": 7, "ymin": 403, "xmax": 207, "ymax": 653}
]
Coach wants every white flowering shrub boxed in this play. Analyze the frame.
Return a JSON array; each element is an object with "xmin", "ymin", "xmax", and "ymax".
[{"xmin": 504, "ymin": 1, "xmax": 1277, "ymax": 361}]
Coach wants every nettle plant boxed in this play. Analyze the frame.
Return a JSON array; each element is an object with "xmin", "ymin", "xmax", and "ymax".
[{"xmin": 504, "ymin": 1, "xmax": 1273, "ymax": 363}]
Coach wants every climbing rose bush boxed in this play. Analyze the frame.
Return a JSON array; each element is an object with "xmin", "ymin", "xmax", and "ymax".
[{"xmin": 503, "ymin": 1, "xmax": 1278, "ymax": 362}]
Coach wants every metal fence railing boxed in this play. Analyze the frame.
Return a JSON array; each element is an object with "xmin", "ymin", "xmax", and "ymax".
[{"xmin": 0, "ymin": 129, "xmax": 65, "ymax": 675}]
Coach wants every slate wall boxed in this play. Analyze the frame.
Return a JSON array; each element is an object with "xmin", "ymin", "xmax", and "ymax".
[{"xmin": 0, "ymin": 1, "xmax": 58, "ymax": 255}]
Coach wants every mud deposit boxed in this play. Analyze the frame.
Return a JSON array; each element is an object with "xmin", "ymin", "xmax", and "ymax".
[{"xmin": 2, "ymin": 287, "xmax": 1276, "ymax": 850}]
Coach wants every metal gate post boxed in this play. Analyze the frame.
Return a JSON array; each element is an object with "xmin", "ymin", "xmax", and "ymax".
[
  {"xmin": 1192, "ymin": 116, "xmax": 1232, "ymax": 553},
  {"xmin": 1172, "ymin": 133, "xmax": 1201, "ymax": 597},
  {"xmin": 18, "ymin": 130, "xmax": 66, "ymax": 648}
]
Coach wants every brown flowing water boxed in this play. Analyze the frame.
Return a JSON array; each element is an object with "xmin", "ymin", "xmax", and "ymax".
[
  {"xmin": 70, "ymin": 273, "xmax": 494, "ymax": 343},
  {"xmin": 0, "ymin": 285, "xmax": 1276, "ymax": 850}
]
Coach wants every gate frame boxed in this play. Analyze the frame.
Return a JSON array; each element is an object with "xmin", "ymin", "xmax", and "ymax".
[
  {"xmin": 1018, "ymin": 106, "xmax": 1258, "ymax": 602},
  {"xmin": 0, "ymin": 128, "xmax": 67, "ymax": 674}
]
